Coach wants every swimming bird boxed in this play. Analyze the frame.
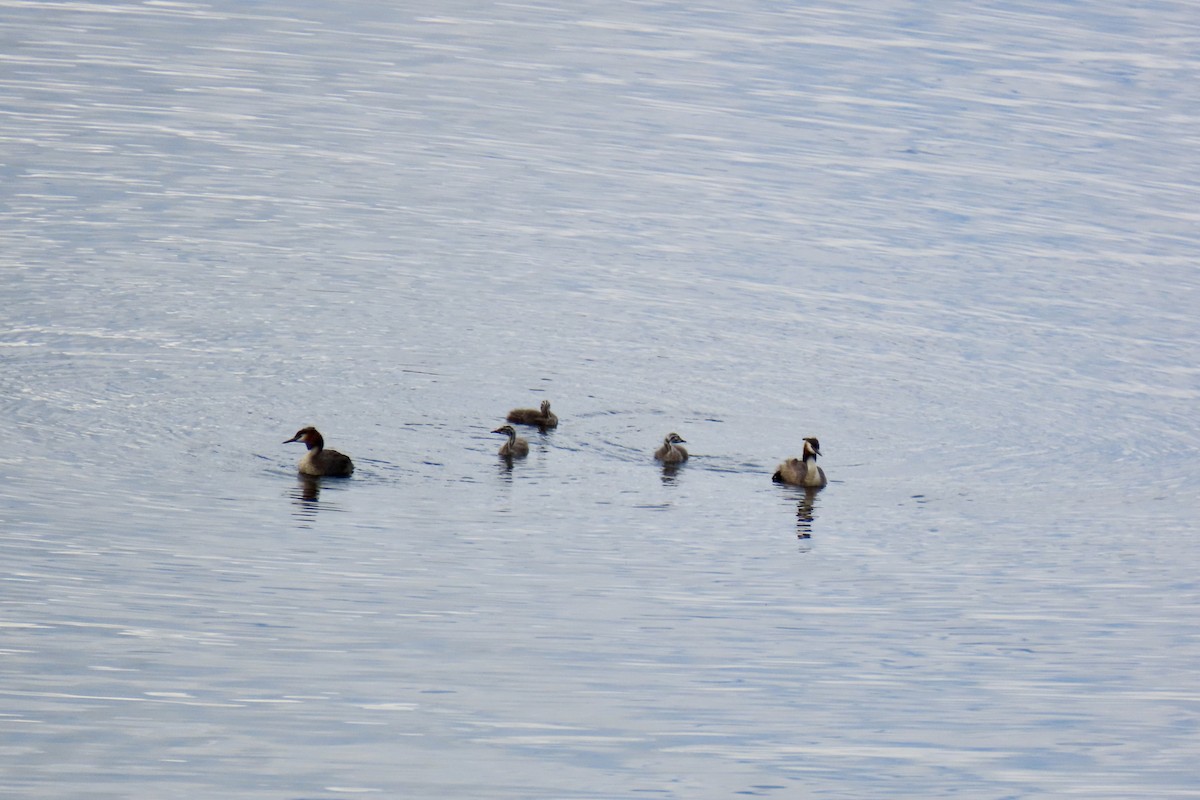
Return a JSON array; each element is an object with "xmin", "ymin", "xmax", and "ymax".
[
  {"xmin": 492, "ymin": 424, "xmax": 530, "ymax": 458},
  {"xmin": 654, "ymin": 432, "xmax": 689, "ymax": 464},
  {"xmin": 772, "ymin": 437, "xmax": 827, "ymax": 488},
  {"xmin": 506, "ymin": 399, "xmax": 558, "ymax": 428},
  {"xmin": 283, "ymin": 426, "xmax": 354, "ymax": 477}
]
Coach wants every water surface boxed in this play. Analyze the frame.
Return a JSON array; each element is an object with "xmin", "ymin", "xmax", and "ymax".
[{"xmin": 2, "ymin": 1, "xmax": 1199, "ymax": 798}]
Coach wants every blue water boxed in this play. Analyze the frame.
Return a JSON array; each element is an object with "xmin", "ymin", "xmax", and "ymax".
[{"xmin": 2, "ymin": 2, "xmax": 1198, "ymax": 798}]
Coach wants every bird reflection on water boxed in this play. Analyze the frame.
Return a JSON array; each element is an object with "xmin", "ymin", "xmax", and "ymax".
[
  {"xmin": 794, "ymin": 486, "xmax": 821, "ymax": 540},
  {"xmin": 291, "ymin": 474, "xmax": 322, "ymax": 513},
  {"xmin": 289, "ymin": 474, "xmax": 323, "ymax": 521},
  {"xmin": 497, "ymin": 454, "xmax": 517, "ymax": 477}
]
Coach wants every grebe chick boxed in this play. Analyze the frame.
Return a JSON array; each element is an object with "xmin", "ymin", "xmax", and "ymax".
[
  {"xmin": 772, "ymin": 437, "xmax": 827, "ymax": 488},
  {"xmin": 654, "ymin": 432, "xmax": 689, "ymax": 464},
  {"xmin": 284, "ymin": 426, "xmax": 354, "ymax": 477},
  {"xmin": 492, "ymin": 425, "xmax": 530, "ymax": 458},
  {"xmin": 506, "ymin": 399, "xmax": 558, "ymax": 428}
]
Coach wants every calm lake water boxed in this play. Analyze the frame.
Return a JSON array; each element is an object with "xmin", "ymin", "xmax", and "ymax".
[{"xmin": 3, "ymin": 1, "xmax": 1199, "ymax": 798}]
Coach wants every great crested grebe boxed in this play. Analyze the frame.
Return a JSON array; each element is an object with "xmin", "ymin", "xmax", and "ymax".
[
  {"xmin": 492, "ymin": 424, "xmax": 530, "ymax": 458},
  {"xmin": 772, "ymin": 437, "xmax": 826, "ymax": 488},
  {"xmin": 506, "ymin": 399, "xmax": 558, "ymax": 428},
  {"xmin": 654, "ymin": 432, "xmax": 689, "ymax": 464},
  {"xmin": 283, "ymin": 427, "xmax": 354, "ymax": 477}
]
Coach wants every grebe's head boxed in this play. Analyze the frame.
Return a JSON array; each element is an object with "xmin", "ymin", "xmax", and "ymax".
[{"xmin": 284, "ymin": 426, "xmax": 324, "ymax": 449}]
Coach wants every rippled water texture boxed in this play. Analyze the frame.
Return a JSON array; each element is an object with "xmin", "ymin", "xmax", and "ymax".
[{"xmin": 2, "ymin": 2, "xmax": 1199, "ymax": 798}]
